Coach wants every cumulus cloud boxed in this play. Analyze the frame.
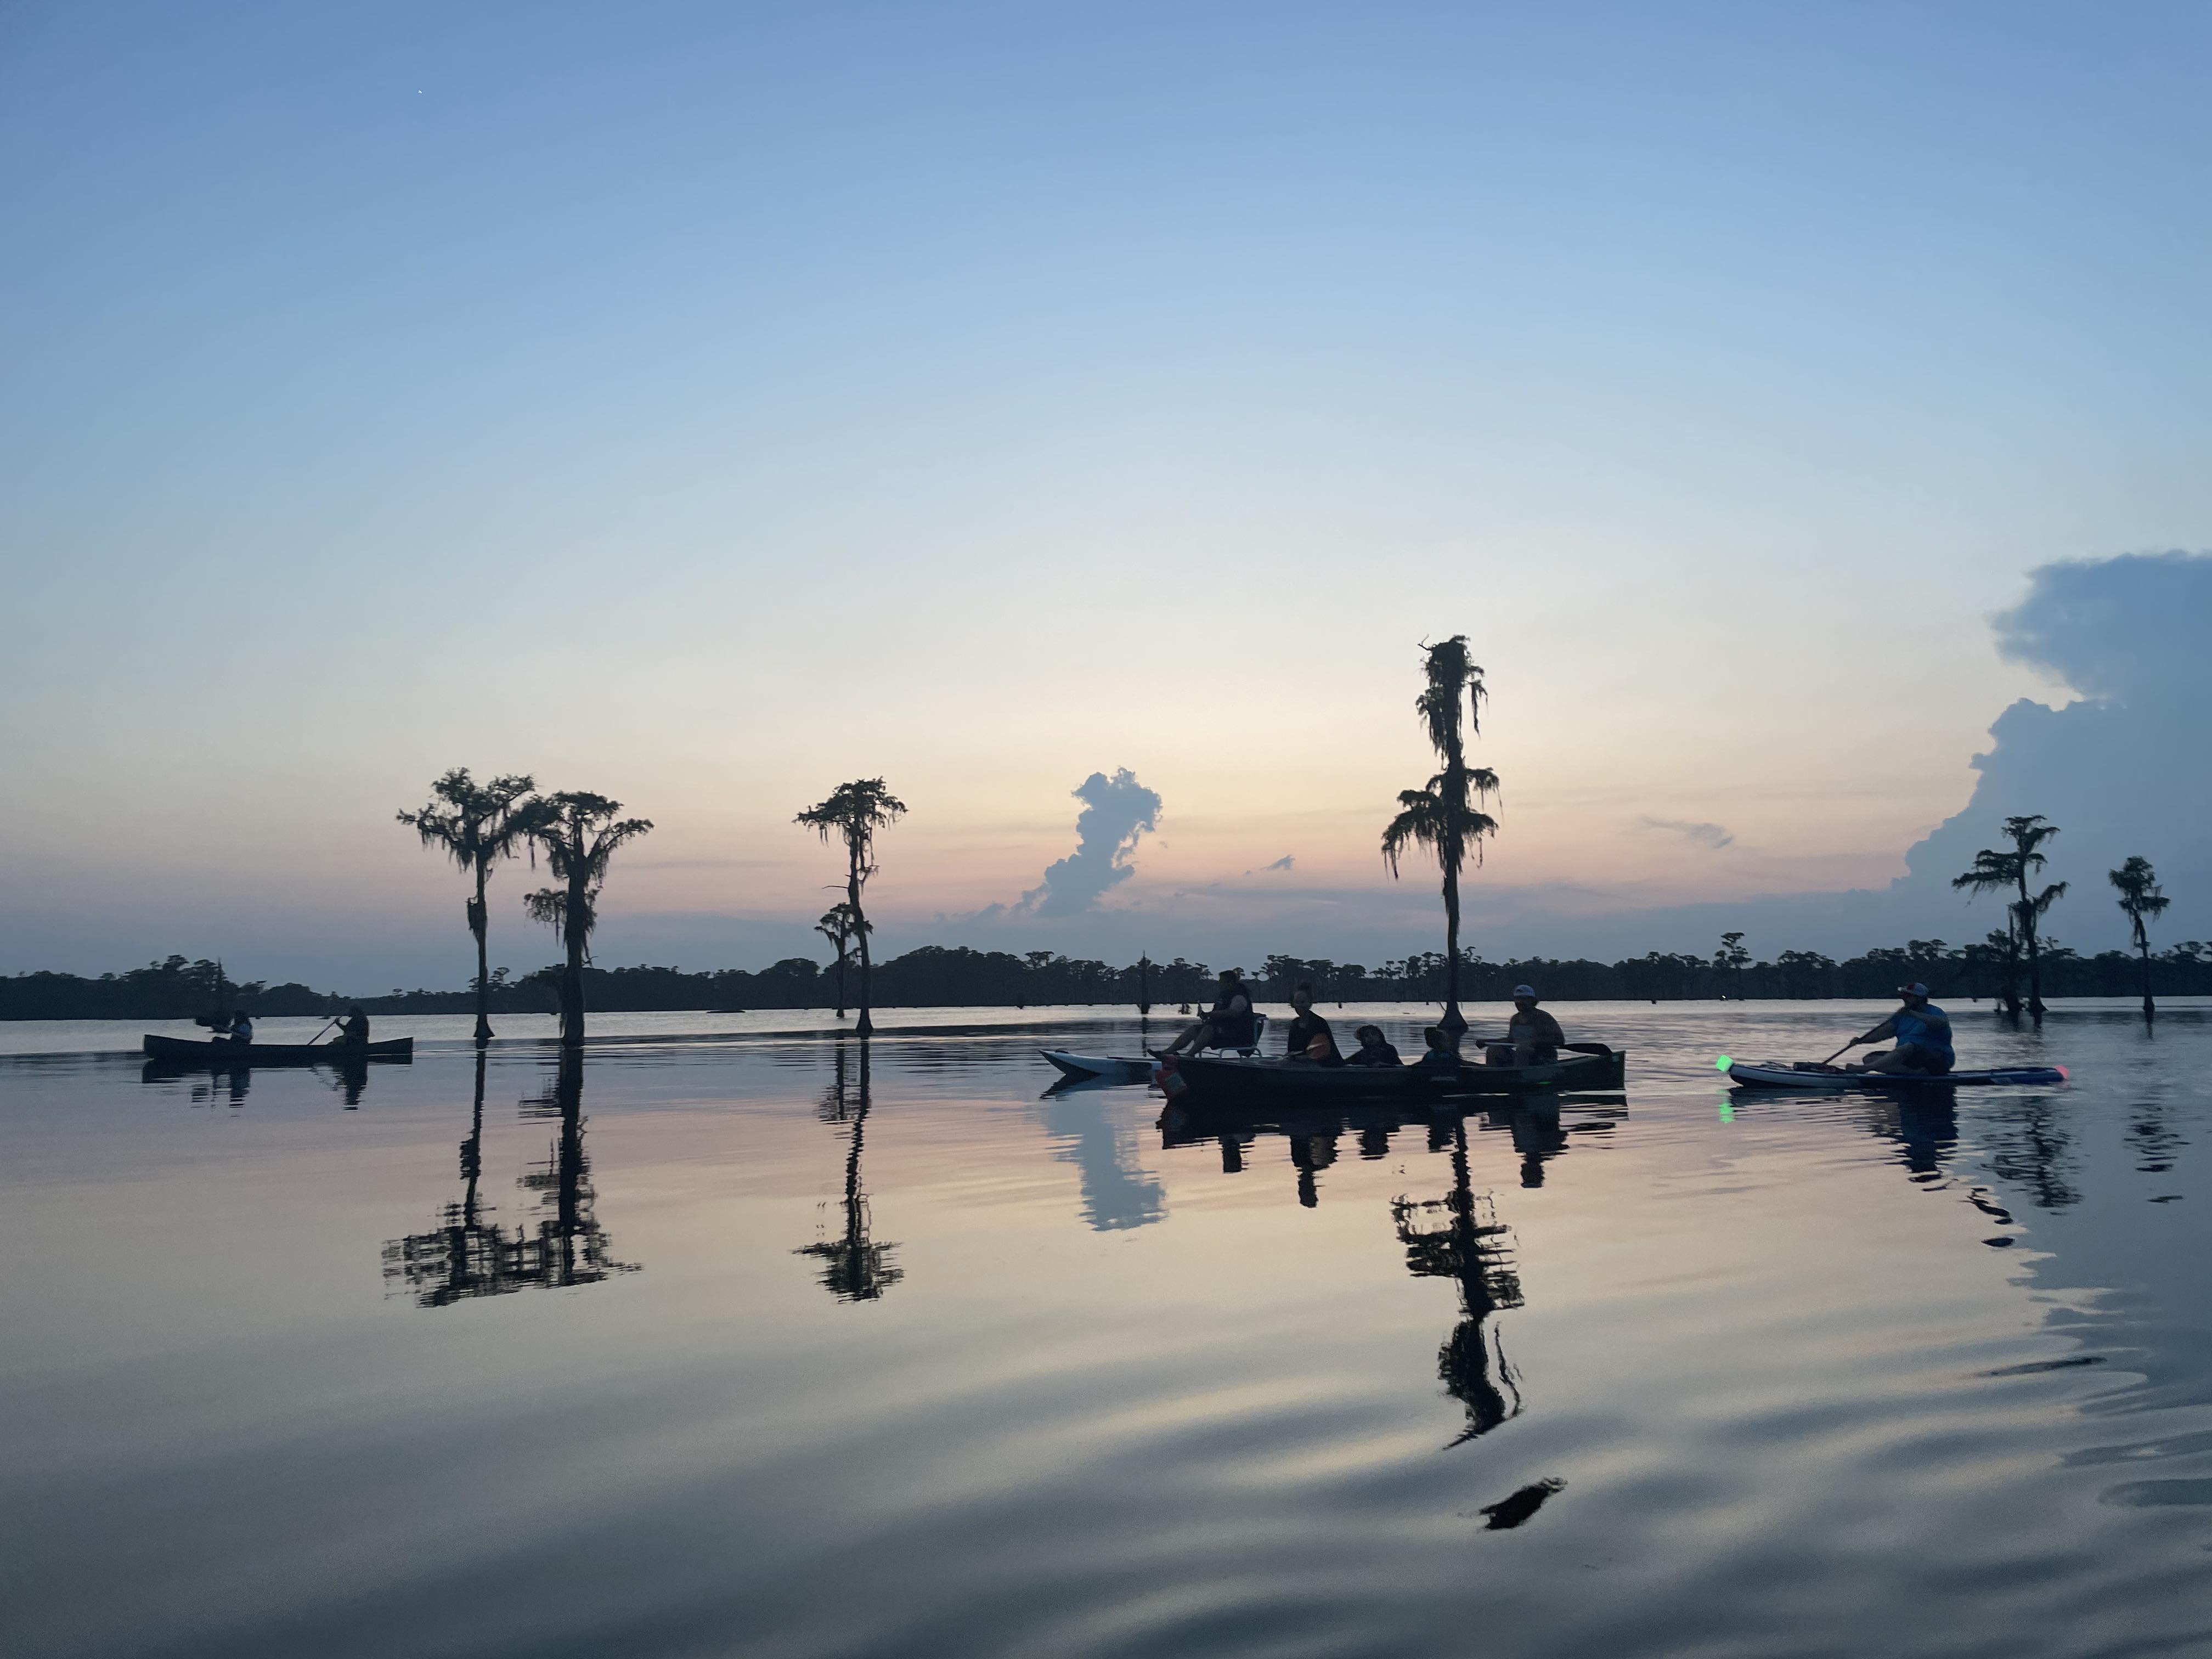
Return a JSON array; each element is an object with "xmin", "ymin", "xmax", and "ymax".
[
  {"xmin": 1015, "ymin": 768, "xmax": 1163, "ymax": 918},
  {"xmin": 1993, "ymin": 550, "xmax": 2211, "ymax": 706},
  {"xmin": 1639, "ymin": 817, "xmax": 1735, "ymax": 850},
  {"xmin": 1891, "ymin": 551, "xmax": 2212, "ymax": 941}
]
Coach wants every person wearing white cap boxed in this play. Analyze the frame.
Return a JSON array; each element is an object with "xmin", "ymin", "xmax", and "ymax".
[
  {"xmin": 1490, "ymin": 985, "xmax": 1566, "ymax": 1066},
  {"xmin": 1844, "ymin": 983, "xmax": 1954, "ymax": 1075}
]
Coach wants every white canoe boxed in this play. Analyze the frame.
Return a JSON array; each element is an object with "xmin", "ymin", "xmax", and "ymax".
[{"xmin": 1040, "ymin": 1049, "xmax": 1155, "ymax": 1082}]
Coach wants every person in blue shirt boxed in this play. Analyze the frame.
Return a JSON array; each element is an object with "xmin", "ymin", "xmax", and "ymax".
[
  {"xmin": 222, "ymin": 1010, "xmax": 254, "ymax": 1047},
  {"xmin": 1413, "ymin": 1026, "xmax": 1462, "ymax": 1074},
  {"xmin": 1846, "ymin": 983, "xmax": 1954, "ymax": 1075}
]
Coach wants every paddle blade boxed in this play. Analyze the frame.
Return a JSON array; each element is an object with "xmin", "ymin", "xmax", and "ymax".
[{"xmin": 1715, "ymin": 1054, "xmax": 1733, "ymax": 1071}]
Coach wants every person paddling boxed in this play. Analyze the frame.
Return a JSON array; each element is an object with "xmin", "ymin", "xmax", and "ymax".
[
  {"xmin": 223, "ymin": 1009, "xmax": 254, "ymax": 1047},
  {"xmin": 335, "ymin": 1006, "xmax": 371, "ymax": 1048},
  {"xmin": 1487, "ymin": 985, "xmax": 1565, "ymax": 1066},
  {"xmin": 1844, "ymin": 983, "xmax": 1954, "ymax": 1076},
  {"xmin": 1160, "ymin": 969, "xmax": 1257, "ymax": 1058}
]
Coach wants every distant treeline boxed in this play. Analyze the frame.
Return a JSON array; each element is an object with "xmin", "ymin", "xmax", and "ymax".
[{"xmin": 8, "ymin": 938, "xmax": 2211, "ymax": 1022}]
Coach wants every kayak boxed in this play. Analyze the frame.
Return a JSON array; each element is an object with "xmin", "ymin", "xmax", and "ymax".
[
  {"xmin": 1719, "ymin": 1056, "xmax": 2066, "ymax": 1091},
  {"xmin": 1040, "ymin": 1049, "xmax": 1154, "ymax": 1081},
  {"xmin": 1163, "ymin": 1045, "xmax": 1626, "ymax": 1105},
  {"xmin": 142, "ymin": 1034, "xmax": 415, "ymax": 1066}
]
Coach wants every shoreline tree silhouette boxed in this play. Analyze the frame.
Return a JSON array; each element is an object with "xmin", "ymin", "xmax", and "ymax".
[
  {"xmin": 1716, "ymin": 932, "xmax": 1751, "ymax": 999},
  {"xmin": 523, "ymin": 792, "xmax": 653, "ymax": 1048},
  {"xmin": 796, "ymin": 779, "xmax": 906, "ymax": 1036},
  {"xmin": 397, "ymin": 769, "xmax": 541, "ymax": 1043},
  {"xmin": 1382, "ymin": 636, "xmax": 1499, "ymax": 1037},
  {"xmin": 2109, "ymin": 855, "xmax": 2170, "ymax": 1020}
]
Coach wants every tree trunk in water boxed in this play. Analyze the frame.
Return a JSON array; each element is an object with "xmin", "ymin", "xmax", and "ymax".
[
  {"xmin": 1440, "ymin": 866, "xmax": 1467, "ymax": 1036},
  {"xmin": 471, "ymin": 865, "xmax": 494, "ymax": 1044},
  {"xmin": 560, "ymin": 876, "xmax": 587, "ymax": 1048},
  {"xmin": 850, "ymin": 853, "xmax": 874, "ymax": 1037},
  {"xmin": 551, "ymin": 1049, "xmax": 586, "ymax": 1283},
  {"xmin": 834, "ymin": 950, "xmax": 847, "ymax": 1019},
  {"xmin": 2141, "ymin": 941, "xmax": 2156, "ymax": 1021},
  {"xmin": 2015, "ymin": 883, "xmax": 2046, "ymax": 1019}
]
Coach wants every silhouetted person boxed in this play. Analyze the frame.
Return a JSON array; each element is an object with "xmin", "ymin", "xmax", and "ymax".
[
  {"xmin": 335, "ymin": 1006, "xmax": 371, "ymax": 1047},
  {"xmin": 1160, "ymin": 969, "xmax": 1256, "ymax": 1057},
  {"xmin": 1414, "ymin": 1025, "xmax": 1461, "ymax": 1074},
  {"xmin": 1845, "ymin": 983, "xmax": 1953, "ymax": 1075},
  {"xmin": 1345, "ymin": 1025, "xmax": 1403, "ymax": 1068},
  {"xmin": 1282, "ymin": 983, "xmax": 1342, "ymax": 1064},
  {"xmin": 223, "ymin": 1009, "xmax": 253, "ymax": 1047},
  {"xmin": 1487, "ymin": 985, "xmax": 1563, "ymax": 1066}
]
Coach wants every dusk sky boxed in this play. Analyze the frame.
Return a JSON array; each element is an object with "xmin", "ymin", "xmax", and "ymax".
[{"xmin": 5, "ymin": 4, "xmax": 2209, "ymax": 988}]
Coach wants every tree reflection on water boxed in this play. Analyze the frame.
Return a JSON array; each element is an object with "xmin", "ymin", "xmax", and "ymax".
[
  {"xmin": 797, "ymin": 1039, "xmax": 902, "ymax": 1302},
  {"xmin": 1154, "ymin": 1094, "xmax": 1618, "ymax": 1449},
  {"xmin": 1394, "ymin": 1116, "xmax": 1526, "ymax": 1446},
  {"xmin": 381, "ymin": 1049, "xmax": 637, "ymax": 1307}
]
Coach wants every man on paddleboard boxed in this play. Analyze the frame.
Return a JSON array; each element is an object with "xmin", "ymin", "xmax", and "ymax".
[{"xmin": 1846, "ymin": 984, "xmax": 1954, "ymax": 1076}]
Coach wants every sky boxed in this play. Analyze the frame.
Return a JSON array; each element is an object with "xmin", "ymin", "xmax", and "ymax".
[{"xmin": 3, "ymin": 3, "xmax": 2209, "ymax": 990}]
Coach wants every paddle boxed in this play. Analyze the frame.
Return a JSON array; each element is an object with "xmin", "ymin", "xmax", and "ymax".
[
  {"xmin": 1820, "ymin": 1038, "xmax": 1860, "ymax": 1065},
  {"xmin": 305, "ymin": 1019, "xmax": 339, "ymax": 1047}
]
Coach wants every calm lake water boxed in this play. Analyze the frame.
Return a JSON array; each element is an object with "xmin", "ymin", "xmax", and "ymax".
[{"xmin": 4, "ymin": 1001, "xmax": 2209, "ymax": 1658}]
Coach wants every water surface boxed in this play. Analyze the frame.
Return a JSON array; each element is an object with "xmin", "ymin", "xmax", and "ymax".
[{"xmin": 4, "ymin": 1002, "xmax": 2209, "ymax": 1657}]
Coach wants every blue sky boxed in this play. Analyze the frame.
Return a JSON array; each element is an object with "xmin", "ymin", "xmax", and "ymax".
[{"xmin": 4, "ymin": 3, "xmax": 2208, "ymax": 986}]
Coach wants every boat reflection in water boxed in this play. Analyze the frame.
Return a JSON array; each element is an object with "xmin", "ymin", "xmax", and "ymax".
[
  {"xmin": 797, "ymin": 1039, "xmax": 901, "ymax": 1301},
  {"xmin": 141, "ymin": 1063, "xmax": 256, "ymax": 1108},
  {"xmin": 1161, "ymin": 1090, "xmax": 1626, "ymax": 1448},
  {"xmin": 381, "ymin": 1049, "xmax": 636, "ymax": 1307},
  {"xmin": 140, "ymin": 1054, "xmax": 377, "ymax": 1108}
]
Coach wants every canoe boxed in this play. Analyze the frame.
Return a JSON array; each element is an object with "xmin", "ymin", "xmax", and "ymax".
[
  {"xmin": 1040, "ymin": 1049, "xmax": 1155, "ymax": 1081},
  {"xmin": 1719, "ymin": 1056, "xmax": 2066, "ymax": 1091},
  {"xmin": 1163, "ymin": 1045, "xmax": 1625, "ymax": 1105},
  {"xmin": 142, "ymin": 1034, "xmax": 414, "ymax": 1066}
]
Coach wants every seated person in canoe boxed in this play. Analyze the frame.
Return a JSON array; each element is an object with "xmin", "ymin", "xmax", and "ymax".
[
  {"xmin": 1485, "ymin": 985, "xmax": 1564, "ymax": 1066},
  {"xmin": 223, "ymin": 1010, "xmax": 255, "ymax": 1047},
  {"xmin": 1282, "ymin": 982, "xmax": 1343, "ymax": 1065},
  {"xmin": 334, "ymin": 1006, "xmax": 371, "ymax": 1047},
  {"xmin": 1345, "ymin": 1025, "xmax": 1402, "ymax": 1068},
  {"xmin": 1413, "ymin": 1026, "xmax": 1462, "ymax": 1073},
  {"xmin": 1159, "ymin": 969, "xmax": 1258, "ymax": 1058},
  {"xmin": 1845, "ymin": 984, "xmax": 1953, "ymax": 1076}
]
